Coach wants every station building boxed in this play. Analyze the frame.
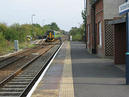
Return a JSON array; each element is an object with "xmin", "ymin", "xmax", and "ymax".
[{"xmin": 86, "ymin": 0, "xmax": 125, "ymax": 58}]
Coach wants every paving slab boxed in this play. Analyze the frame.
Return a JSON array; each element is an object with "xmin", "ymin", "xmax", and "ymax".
[
  {"xmin": 71, "ymin": 41, "xmax": 127, "ymax": 97},
  {"xmin": 31, "ymin": 41, "xmax": 128, "ymax": 97}
]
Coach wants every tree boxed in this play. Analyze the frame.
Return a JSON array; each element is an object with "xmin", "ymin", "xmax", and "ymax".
[
  {"xmin": 0, "ymin": 23, "xmax": 8, "ymax": 36},
  {"xmin": 50, "ymin": 22, "xmax": 60, "ymax": 31},
  {"xmin": 82, "ymin": 9, "xmax": 87, "ymax": 24},
  {"xmin": 69, "ymin": 24, "xmax": 85, "ymax": 41}
]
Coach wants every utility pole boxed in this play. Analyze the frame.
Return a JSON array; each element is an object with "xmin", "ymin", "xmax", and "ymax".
[
  {"xmin": 42, "ymin": 19, "xmax": 45, "ymax": 26},
  {"xmin": 31, "ymin": 14, "xmax": 36, "ymax": 37},
  {"xmin": 126, "ymin": 0, "xmax": 129, "ymax": 85}
]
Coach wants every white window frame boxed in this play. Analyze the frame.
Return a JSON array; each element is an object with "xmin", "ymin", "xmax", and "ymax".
[{"xmin": 99, "ymin": 22, "xmax": 102, "ymax": 47}]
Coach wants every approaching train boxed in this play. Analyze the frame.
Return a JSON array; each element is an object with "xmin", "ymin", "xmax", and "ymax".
[
  {"xmin": 45, "ymin": 30, "xmax": 55, "ymax": 42},
  {"xmin": 45, "ymin": 30, "xmax": 63, "ymax": 43}
]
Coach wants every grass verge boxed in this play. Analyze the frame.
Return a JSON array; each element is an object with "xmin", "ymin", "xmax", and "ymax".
[{"xmin": 0, "ymin": 41, "xmax": 36, "ymax": 56}]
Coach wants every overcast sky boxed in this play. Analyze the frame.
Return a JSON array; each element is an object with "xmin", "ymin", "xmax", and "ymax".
[{"xmin": 0, "ymin": 0, "xmax": 84, "ymax": 31}]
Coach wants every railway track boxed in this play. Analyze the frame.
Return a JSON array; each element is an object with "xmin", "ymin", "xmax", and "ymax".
[
  {"xmin": 0, "ymin": 44, "xmax": 60, "ymax": 97},
  {"xmin": 0, "ymin": 47, "xmax": 33, "ymax": 62},
  {"xmin": 0, "ymin": 40, "xmax": 60, "ymax": 83},
  {"xmin": 0, "ymin": 39, "xmax": 46, "ymax": 63},
  {"xmin": 0, "ymin": 41, "xmax": 46, "ymax": 69}
]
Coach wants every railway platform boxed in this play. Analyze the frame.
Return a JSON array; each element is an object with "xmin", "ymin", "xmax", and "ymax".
[{"xmin": 31, "ymin": 41, "xmax": 128, "ymax": 97}]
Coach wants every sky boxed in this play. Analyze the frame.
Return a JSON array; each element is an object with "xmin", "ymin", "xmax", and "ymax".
[{"xmin": 0, "ymin": 0, "xmax": 84, "ymax": 31}]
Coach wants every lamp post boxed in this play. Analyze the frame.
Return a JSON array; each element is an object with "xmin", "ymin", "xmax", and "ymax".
[
  {"xmin": 126, "ymin": 0, "xmax": 129, "ymax": 85},
  {"xmin": 31, "ymin": 14, "xmax": 36, "ymax": 37},
  {"xmin": 42, "ymin": 19, "xmax": 45, "ymax": 26},
  {"xmin": 84, "ymin": 0, "xmax": 86, "ymax": 9}
]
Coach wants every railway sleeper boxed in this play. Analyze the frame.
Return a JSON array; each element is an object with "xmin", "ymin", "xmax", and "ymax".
[
  {"xmin": 26, "ymin": 65, "xmax": 43, "ymax": 68},
  {"xmin": 11, "ymin": 79, "xmax": 32, "ymax": 82},
  {"xmin": 0, "ymin": 92, "xmax": 21, "ymax": 96},
  {"xmin": 0, "ymin": 88, "xmax": 24, "ymax": 92},
  {"xmin": 18, "ymin": 73, "xmax": 36, "ymax": 76},
  {"xmin": 4, "ymin": 84, "xmax": 27, "ymax": 88},
  {"xmin": 14, "ymin": 77, "xmax": 34, "ymax": 79},
  {"xmin": 7, "ymin": 82, "xmax": 30, "ymax": 85},
  {"xmin": 25, "ymin": 66, "xmax": 46, "ymax": 70},
  {"xmin": 22, "ymin": 72, "xmax": 39, "ymax": 74},
  {"xmin": 16, "ymin": 75, "xmax": 35, "ymax": 77}
]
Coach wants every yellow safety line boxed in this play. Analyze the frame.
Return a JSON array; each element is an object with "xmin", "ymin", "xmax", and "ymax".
[{"xmin": 59, "ymin": 41, "xmax": 74, "ymax": 97}]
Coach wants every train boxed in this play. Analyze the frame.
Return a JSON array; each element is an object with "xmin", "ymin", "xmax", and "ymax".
[{"xmin": 45, "ymin": 30, "xmax": 55, "ymax": 42}]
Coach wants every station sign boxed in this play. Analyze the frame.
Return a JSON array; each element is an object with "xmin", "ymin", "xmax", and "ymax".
[{"xmin": 119, "ymin": 1, "xmax": 129, "ymax": 15}]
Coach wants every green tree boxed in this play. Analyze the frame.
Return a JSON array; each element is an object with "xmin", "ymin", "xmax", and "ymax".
[
  {"xmin": 0, "ymin": 33, "xmax": 7, "ymax": 52},
  {"xmin": 69, "ymin": 24, "xmax": 85, "ymax": 41},
  {"xmin": 43, "ymin": 22, "xmax": 60, "ymax": 31},
  {"xmin": 33, "ymin": 24, "xmax": 44, "ymax": 36},
  {"xmin": 0, "ymin": 23, "xmax": 8, "ymax": 36},
  {"xmin": 82, "ymin": 9, "xmax": 87, "ymax": 24},
  {"xmin": 50, "ymin": 22, "xmax": 60, "ymax": 31}
]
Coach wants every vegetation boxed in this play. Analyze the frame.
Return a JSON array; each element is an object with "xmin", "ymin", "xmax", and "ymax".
[
  {"xmin": 82, "ymin": 9, "xmax": 87, "ymax": 25},
  {"xmin": 0, "ymin": 22, "xmax": 61, "ymax": 54},
  {"xmin": 69, "ymin": 24, "xmax": 85, "ymax": 41},
  {"xmin": 42, "ymin": 22, "xmax": 60, "ymax": 33},
  {"xmin": 69, "ymin": 9, "xmax": 86, "ymax": 41}
]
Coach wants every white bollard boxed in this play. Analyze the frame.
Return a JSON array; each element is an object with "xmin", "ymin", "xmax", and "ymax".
[
  {"xmin": 70, "ymin": 35, "xmax": 72, "ymax": 41},
  {"xmin": 14, "ymin": 40, "xmax": 19, "ymax": 51}
]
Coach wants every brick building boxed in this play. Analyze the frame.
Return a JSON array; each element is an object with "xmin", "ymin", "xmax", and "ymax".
[{"xmin": 86, "ymin": 0, "xmax": 124, "ymax": 57}]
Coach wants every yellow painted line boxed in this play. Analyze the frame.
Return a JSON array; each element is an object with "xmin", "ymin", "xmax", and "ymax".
[
  {"xmin": 32, "ymin": 90, "xmax": 59, "ymax": 97},
  {"xmin": 59, "ymin": 41, "xmax": 74, "ymax": 97}
]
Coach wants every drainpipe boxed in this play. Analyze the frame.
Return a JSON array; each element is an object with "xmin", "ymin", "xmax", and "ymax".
[{"xmin": 92, "ymin": 5, "xmax": 96, "ymax": 54}]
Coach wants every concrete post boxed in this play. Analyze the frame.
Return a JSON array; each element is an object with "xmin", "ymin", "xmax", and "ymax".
[{"xmin": 14, "ymin": 40, "xmax": 19, "ymax": 51}]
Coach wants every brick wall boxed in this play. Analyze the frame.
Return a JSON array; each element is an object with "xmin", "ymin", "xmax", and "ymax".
[{"xmin": 95, "ymin": 0, "xmax": 105, "ymax": 57}]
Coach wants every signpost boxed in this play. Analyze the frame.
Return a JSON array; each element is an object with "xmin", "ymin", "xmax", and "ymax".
[
  {"xmin": 119, "ymin": 0, "xmax": 129, "ymax": 85},
  {"xmin": 119, "ymin": 1, "xmax": 129, "ymax": 15}
]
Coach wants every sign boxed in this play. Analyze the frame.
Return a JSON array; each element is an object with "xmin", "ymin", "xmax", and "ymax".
[{"xmin": 119, "ymin": 2, "xmax": 129, "ymax": 15}]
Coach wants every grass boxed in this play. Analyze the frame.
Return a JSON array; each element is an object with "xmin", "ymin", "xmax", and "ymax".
[
  {"xmin": 0, "ymin": 41, "xmax": 36, "ymax": 55},
  {"xmin": 55, "ymin": 34, "xmax": 62, "ymax": 38},
  {"xmin": 19, "ymin": 42, "xmax": 36, "ymax": 49},
  {"xmin": 0, "ymin": 41, "xmax": 14, "ymax": 55}
]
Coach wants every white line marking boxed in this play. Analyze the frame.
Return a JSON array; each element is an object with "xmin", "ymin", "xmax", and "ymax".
[{"xmin": 27, "ymin": 43, "xmax": 64, "ymax": 97}]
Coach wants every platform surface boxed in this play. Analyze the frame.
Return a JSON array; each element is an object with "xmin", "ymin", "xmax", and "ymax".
[{"xmin": 32, "ymin": 41, "xmax": 129, "ymax": 97}]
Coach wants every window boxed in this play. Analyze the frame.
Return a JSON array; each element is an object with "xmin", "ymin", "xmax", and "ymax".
[{"xmin": 99, "ymin": 22, "xmax": 102, "ymax": 47}]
